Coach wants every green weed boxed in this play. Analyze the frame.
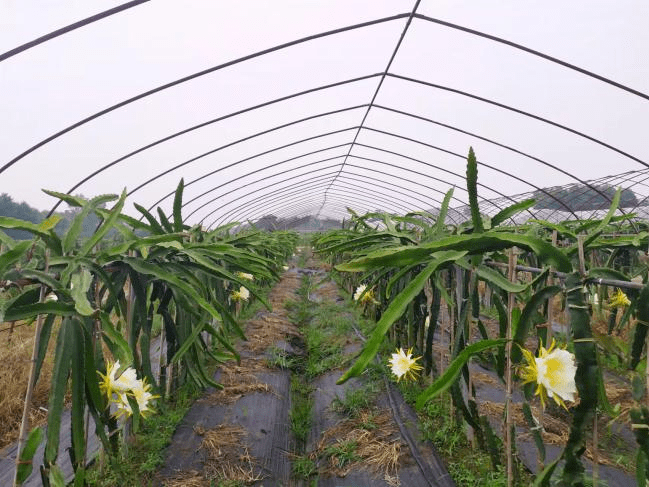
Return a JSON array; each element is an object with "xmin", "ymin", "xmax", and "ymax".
[
  {"xmin": 292, "ymin": 454, "xmax": 318, "ymax": 479},
  {"xmin": 324, "ymin": 440, "xmax": 360, "ymax": 468},
  {"xmin": 331, "ymin": 383, "xmax": 380, "ymax": 419}
]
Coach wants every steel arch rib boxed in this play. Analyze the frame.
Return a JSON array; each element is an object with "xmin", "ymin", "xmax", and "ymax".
[
  {"xmin": 204, "ymin": 174, "xmax": 424, "ymax": 229},
  {"xmin": 1, "ymin": 14, "xmax": 409, "ymax": 174},
  {"xmin": 207, "ymin": 169, "xmax": 440, "ymax": 228}
]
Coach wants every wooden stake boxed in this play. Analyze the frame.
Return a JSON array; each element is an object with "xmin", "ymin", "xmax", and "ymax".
[
  {"xmin": 506, "ymin": 248, "xmax": 517, "ymax": 487},
  {"xmin": 14, "ymin": 250, "xmax": 49, "ymax": 487}
]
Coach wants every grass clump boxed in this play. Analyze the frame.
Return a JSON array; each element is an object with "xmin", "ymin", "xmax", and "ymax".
[
  {"xmin": 86, "ymin": 382, "xmax": 201, "ymax": 486},
  {"xmin": 331, "ymin": 382, "xmax": 380, "ymax": 419},
  {"xmin": 325, "ymin": 440, "xmax": 361, "ymax": 468},
  {"xmin": 292, "ymin": 454, "xmax": 318, "ymax": 479},
  {"xmin": 289, "ymin": 375, "xmax": 314, "ymax": 452}
]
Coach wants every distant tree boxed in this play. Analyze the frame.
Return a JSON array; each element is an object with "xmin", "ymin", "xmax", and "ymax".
[
  {"xmin": 533, "ymin": 184, "xmax": 639, "ymax": 211},
  {"xmin": 0, "ymin": 193, "xmax": 48, "ymax": 239}
]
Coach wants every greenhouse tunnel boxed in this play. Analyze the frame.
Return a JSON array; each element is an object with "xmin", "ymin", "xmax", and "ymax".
[
  {"xmin": 1, "ymin": 1, "xmax": 649, "ymax": 486},
  {"xmin": 0, "ymin": 0, "xmax": 647, "ymax": 228}
]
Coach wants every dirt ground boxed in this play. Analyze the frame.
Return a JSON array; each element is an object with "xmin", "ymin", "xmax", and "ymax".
[{"xmin": 155, "ymin": 258, "xmax": 453, "ymax": 487}]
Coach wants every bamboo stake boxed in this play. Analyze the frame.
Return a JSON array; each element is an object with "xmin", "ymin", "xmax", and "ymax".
[
  {"xmin": 13, "ymin": 249, "xmax": 49, "ymax": 487},
  {"xmin": 506, "ymin": 248, "xmax": 517, "ymax": 487}
]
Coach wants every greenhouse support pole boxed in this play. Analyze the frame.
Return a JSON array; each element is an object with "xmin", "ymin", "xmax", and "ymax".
[
  {"xmin": 505, "ymin": 248, "xmax": 516, "ymax": 487},
  {"xmin": 13, "ymin": 250, "xmax": 49, "ymax": 487}
]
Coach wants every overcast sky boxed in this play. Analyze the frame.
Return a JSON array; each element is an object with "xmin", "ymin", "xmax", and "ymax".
[{"xmin": 1, "ymin": 0, "xmax": 648, "ymax": 225}]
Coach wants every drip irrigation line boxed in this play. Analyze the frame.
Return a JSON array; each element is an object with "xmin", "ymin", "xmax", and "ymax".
[
  {"xmin": 0, "ymin": 1, "xmax": 150, "ymax": 62},
  {"xmin": 362, "ymin": 126, "xmax": 579, "ymax": 219},
  {"xmin": 0, "ymin": 321, "xmax": 29, "ymax": 334},
  {"xmin": 387, "ymin": 73, "xmax": 648, "ymax": 168},
  {"xmin": 350, "ymin": 324, "xmax": 448, "ymax": 487},
  {"xmin": 372, "ymin": 104, "xmax": 636, "ymax": 229},
  {"xmin": 414, "ymin": 14, "xmax": 649, "ymax": 102},
  {"xmin": 2, "ymin": 13, "xmax": 409, "ymax": 175},
  {"xmin": 318, "ymin": 0, "xmax": 422, "ymax": 219}
]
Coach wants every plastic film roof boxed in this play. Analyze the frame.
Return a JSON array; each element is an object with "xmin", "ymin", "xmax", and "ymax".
[{"xmin": 1, "ymin": 1, "xmax": 648, "ymax": 227}]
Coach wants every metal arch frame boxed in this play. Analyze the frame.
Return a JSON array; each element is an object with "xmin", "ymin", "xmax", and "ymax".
[
  {"xmin": 318, "ymin": 0, "xmax": 422, "ymax": 218},
  {"xmin": 349, "ymin": 142, "xmax": 531, "ymax": 217},
  {"xmin": 224, "ymin": 179, "xmax": 427, "ymax": 226},
  {"xmin": 226, "ymin": 191, "xmax": 388, "ymax": 229},
  {"xmin": 157, "ymin": 138, "xmax": 358, "ymax": 217},
  {"xmin": 231, "ymin": 203, "xmax": 348, "ymax": 232},
  {"xmin": 183, "ymin": 157, "xmax": 349, "ymax": 221},
  {"xmin": 2, "ymin": 13, "xmax": 411, "ymax": 174},
  {"xmin": 193, "ymin": 150, "xmax": 474, "ymax": 228},
  {"xmin": 2, "ymin": 7, "xmax": 645, "ymax": 224},
  {"xmin": 0, "ymin": 1, "xmax": 150, "ymax": 62},
  {"xmin": 200, "ymin": 170, "xmax": 343, "ymax": 225},
  {"xmin": 206, "ymin": 174, "xmax": 428, "ymax": 230},
  {"xmin": 412, "ymin": 14, "xmax": 649, "ymax": 101},
  {"xmin": 207, "ymin": 168, "xmax": 437, "ymax": 229},
  {"xmin": 271, "ymin": 203, "xmax": 349, "ymax": 222},
  {"xmin": 216, "ymin": 180, "xmax": 338, "ymax": 227},
  {"xmin": 170, "ymin": 139, "xmax": 487, "ymax": 222},
  {"xmin": 252, "ymin": 187, "xmax": 413, "ymax": 223},
  {"xmin": 47, "ymin": 82, "xmax": 377, "ymax": 215},
  {"xmin": 361, "ymin": 126, "xmax": 579, "ymax": 218},
  {"xmin": 208, "ymin": 168, "xmax": 441, "ymax": 229},
  {"xmin": 387, "ymin": 73, "xmax": 647, "ymax": 167},
  {"xmin": 226, "ymin": 192, "xmax": 371, "ymax": 229},
  {"xmin": 371, "ymin": 105, "xmax": 631, "ymax": 224},
  {"xmin": 144, "ymin": 133, "xmax": 358, "ymax": 212},
  {"xmin": 129, "ymin": 91, "xmax": 625, "ymax": 223}
]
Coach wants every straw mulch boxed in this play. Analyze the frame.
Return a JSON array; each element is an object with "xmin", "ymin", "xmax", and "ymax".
[
  {"xmin": 161, "ymin": 424, "xmax": 265, "ymax": 486},
  {"xmin": 314, "ymin": 410, "xmax": 406, "ymax": 478},
  {"xmin": 202, "ymin": 358, "xmax": 274, "ymax": 405},
  {"xmin": 196, "ymin": 424, "xmax": 264, "ymax": 483},
  {"xmin": 0, "ymin": 322, "xmax": 57, "ymax": 449}
]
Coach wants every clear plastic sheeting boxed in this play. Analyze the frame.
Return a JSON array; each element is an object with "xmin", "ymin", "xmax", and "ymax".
[{"xmin": 1, "ymin": 0, "xmax": 648, "ymax": 226}]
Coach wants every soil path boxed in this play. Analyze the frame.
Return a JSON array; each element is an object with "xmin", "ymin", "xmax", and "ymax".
[{"xmin": 155, "ymin": 259, "xmax": 454, "ymax": 487}]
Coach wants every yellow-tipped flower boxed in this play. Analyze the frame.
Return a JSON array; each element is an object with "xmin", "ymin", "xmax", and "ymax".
[
  {"xmin": 236, "ymin": 271, "xmax": 254, "ymax": 281},
  {"xmin": 99, "ymin": 361, "xmax": 158, "ymax": 418},
  {"xmin": 519, "ymin": 339, "xmax": 577, "ymax": 409},
  {"xmin": 114, "ymin": 378, "xmax": 158, "ymax": 418},
  {"xmin": 388, "ymin": 347, "xmax": 423, "ymax": 382},
  {"xmin": 230, "ymin": 286, "xmax": 250, "ymax": 302},
  {"xmin": 353, "ymin": 284, "xmax": 379, "ymax": 305},
  {"xmin": 609, "ymin": 288, "xmax": 631, "ymax": 308},
  {"xmin": 99, "ymin": 360, "xmax": 139, "ymax": 399}
]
